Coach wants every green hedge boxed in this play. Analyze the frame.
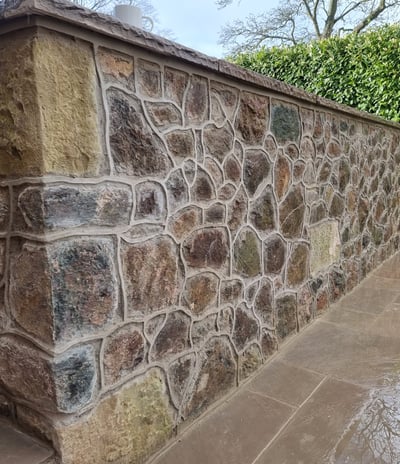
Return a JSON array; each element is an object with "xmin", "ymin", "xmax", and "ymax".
[{"xmin": 232, "ymin": 25, "xmax": 400, "ymax": 122}]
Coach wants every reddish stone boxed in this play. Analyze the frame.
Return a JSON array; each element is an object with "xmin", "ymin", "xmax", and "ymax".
[
  {"xmin": 103, "ymin": 325, "xmax": 145, "ymax": 385},
  {"xmin": 164, "ymin": 67, "xmax": 189, "ymax": 107},
  {"xmin": 165, "ymin": 129, "xmax": 195, "ymax": 164},
  {"xmin": 191, "ymin": 168, "xmax": 216, "ymax": 202},
  {"xmin": 144, "ymin": 102, "xmax": 182, "ymax": 130},
  {"xmin": 275, "ymin": 154, "xmax": 291, "ymax": 200},
  {"xmin": 254, "ymin": 279, "xmax": 274, "ymax": 326},
  {"xmin": 183, "ymin": 228, "xmax": 229, "ymax": 270},
  {"xmin": 168, "ymin": 206, "xmax": 202, "ymax": 241},
  {"xmin": 137, "ymin": 59, "xmax": 161, "ymax": 98},
  {"xmin": 224, "ymin": 155, "xmax": 241, "ymax": 184},
  {"xmin": 264, "ymin": 234, "xmax": 286, "ymax": 275},
  {"xmin": 183, "ymin": 272, "xmax": 219, "ymax": 315},
  {"xmin": 203, "ymin": 123, "xmax": 234, "ymax": 163},
  {"xmin": 243, "ymin": 149, "xmax": 271, "ymax": 197},
  {"xmin": 279, "ymin": 185, "xmax": 305, "ymax": 238},
  {"xmin": 151, "ymin": 311, "xmax": 191, "ymax": 361},
  {"xmin": 184, "ymin": 75, "xmax": 209, "ymax": 125},
  {"xmin": 318, "ymin": 160, "xmax": 332, "ymax": 183},
  {"xmin": 235, "ymin": 91, "xmax": 269, "ymax": 145},
  {"xmin": 97, "ymin": 47, "xmax": 134, "ymax": 90},
  {"xmin": 287, "ymin": 243, "xmax": 309, "ymax": 287},
  {"xmin": 122, "ymin": 236, "xmax": 183, "ymax": 316}
]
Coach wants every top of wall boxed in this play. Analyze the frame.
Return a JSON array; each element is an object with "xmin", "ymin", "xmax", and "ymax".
[{"xmin": 0, "ymin": 0, "xmax": 398, "ymax": 129}]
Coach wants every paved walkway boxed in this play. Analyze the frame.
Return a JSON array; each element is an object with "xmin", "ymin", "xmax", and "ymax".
[
  {"xmin": 153, "ymin": 252, "xmax": 400, "ymax": 464},
  {"xmin": 2, "ymin": 253, "xmax": 400, "ymax": 464}
]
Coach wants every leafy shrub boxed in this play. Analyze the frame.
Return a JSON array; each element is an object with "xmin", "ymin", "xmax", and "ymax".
[{"xmin": 232, "ymin": 25, "xmax": 400, "ymax": 122}]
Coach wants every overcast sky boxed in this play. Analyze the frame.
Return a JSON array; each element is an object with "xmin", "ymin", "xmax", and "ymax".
[{"xmin": 150, "ymin": 0, "xmax": 279, "ymax": 58}]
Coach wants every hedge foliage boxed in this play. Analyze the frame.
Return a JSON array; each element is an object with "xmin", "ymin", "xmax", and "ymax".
[{"xmin": 232, "ymin": 25, "xmax": 400, "ymax": 122}]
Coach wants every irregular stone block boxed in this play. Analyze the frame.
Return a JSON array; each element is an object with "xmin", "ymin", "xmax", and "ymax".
[
  {"xmin": 326, "ymin": 140, "xmax": 341, "ymax": 158},
  {"xmin": 191, "ymin": 167, "xmax": 216, "ymax": 202},
  {"xmin": 243, "ymin": 149, "xmax": 271, "ymax": 197},
  {"xmin": 330, "ymin": 193, "xmax": 345, "ymax": 218},
  {"xmin": 183, "ymin": 272, "xmax": 219, "ymax": 315},
  {"xmin": 108, "ymin": 89, "xmax": 171, "ymax": 177},
  {"xmin": 329, "ymin": 268, "xmax": 346, "ymax": 302},
  {"xmin": 220, "ymin": 279, "xmax": 243, "ymax": 305},
  {"xmin": 135, "ymin": 181, "xmax": 167, "ymax": 221},
  {"xmin": 145, "ymin": 101, "xmax": 182, "ymax": 130},
  {"xmin": 300, "ymin": 136, "xmax": 316, "ymax": 160},
  {"xmin": 233, "ymin": 227, "xmax": 262, "ymax": 278},
  {"xmin": 183, "ymin": 159, "xmax": 196, "ymax": 184},
  {"xmin": 210, "ymin": 94, "xmax": 226, "ymax": 125},
  {"xmin": 203, "ymin": 123, "xmax": 234, "ymax": 163},
  {"xmin": 205, "ymin": 203, "xmax": 225, "ymax": 223},
  {"xmin": 0, "ymin": 30, "xmax": 102, "ymax": 177},
  {"xmin": 122, "ymin": 236, "xmax": 183, "ymax": 316},
  {"xmin": 183, "ymin": 227, "xmax": 229, "ymax": 270},
  {"xmin": 279, "ymin": 185, "xmax": 305, "ymax": 238},
  {"xmin": 224, "ymin": 155, "xmax": 241, "ymax": 184},
  {"xmin": 276, "ymin": 294, "xmax": 297, "ymax": 341},
  {"xmin": 151, "ymin": 311, "xmax": 191, "ymax": 361},
  {"xmin": 15, "ymin": 183, "xmax": 132, "ymax": 232},
  {"xmin": 249, "ymin": 187, "xmax": 276, "ymax": 233},
  {"xmin": 233, "ymin": 304, "xmax": 259, "ymax": 352},
  {"xmin": 210, "ymin": 81, "xmax": 239, "ymax": 120},
  {"xmin": 137, "ymin": 59, "xmax": 162, "ymax": 98},
  {"xmin": 192, "ymin": 314, "xmax": 218, "ymax": 347},
  {"xmin": 184, "ymin": 75, "xmax": 209, "ymax": 125},
  {"xmin": 227, "ymin": 186, "xmax": 248, "ymax": 234},
  {"xmin": 166, "ymin": 169, "xmax": 189, "ymax": 212},
  {"xmin": 287, "ymin": 242, "xmax": 310, "ymax": 287},
  {"xmin": 205, "ymin": 157, "xmax": 224, "ymax": 188},
  {"xmin": 271, "ymin": 101, "xmax": 301, "ymax": 145},
  {"xmin": 254, "ymin": 279, "xmax": 274, "ymax": 326},
  {"xmin": 239, "ymin": 344, "xmax": 263, "ymax": 382},
  {"xmin": 56, "ymin": 369, "xmax": 174, "ymax": 464},
  {"xmin": 235, "ymin": 92, "xmax": 269, "ymax": 145},
  {"xmin": 124, "ymin": 224, "xmax": 165, "ymax": 241},
  {"xmin": 168, "ymin": 206, "xmax": 202, "ymax": 241},
  {"xmin": 309, "ymin": 221, "xmax": 341, "ymax": 276},
  {"xmin": 0, "ymin": 188, "xmax": 9, "ymax": 231},
  {"xmin": 10, "ymin": 238, "xmax": 118, "ymax": 344},
  {"xmin": 103, "ymin": 324, "xmax": 145, "ymax": 385},
  {"xmin": 97, "ymin": 47, "xmax": 134, "ymax": 90},
  {"xmin": 164, "ymin": 67, "xmax": 189, "ymax": 107},
  {"xmin": 168, "ymin": 354, "xmax": 195, "ymax": 408},
  {"xmin": 165, "ymin": 129, "xmax": 195, "ymax": 164},
  {"xmin": 0, "ymin": 335, "xmax": 97, "ymax": 413},
  {"xmin": 264, "ymin": 234, "xmax": 286, "ymax": 275},
  {"xmin": 184, "ymin": 337, "xmax": 236, "ymax": 419},
  {"xmin": 218, "ymin": 183, "xmax": 237, "ymax": 201},
  {"xmin": 275, "ymin": 153, "xmax": 291, "ymax": 200},
  {"xmin": 218, "ymin": 307, "xmax": 234, "ymax": 334},
  {"xmin": 261, "ymin": 329, "xmax": 278, "ymax": 358}
]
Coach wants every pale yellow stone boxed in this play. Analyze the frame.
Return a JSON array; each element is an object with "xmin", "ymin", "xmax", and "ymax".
[
  {"xmin": 0, "ymin": 29, "xmax": 101, "ymax": 177},
  {"xmin": 309, "ymin": 221, "xmax": 341, "ymax": 276},
  {"xmin": 56, "ymin": 370, "xmax": 174, "ymax": 464}
]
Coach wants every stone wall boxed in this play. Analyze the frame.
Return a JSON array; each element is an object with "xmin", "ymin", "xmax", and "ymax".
[{"xmin": 0, "ymin": 1, "xmax": 399, "ymax": 463}]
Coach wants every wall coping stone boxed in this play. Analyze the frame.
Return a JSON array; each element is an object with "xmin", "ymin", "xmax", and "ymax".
[{"xmin": 1, "ymin": 0, "xmax": 400, "ymax": 130}]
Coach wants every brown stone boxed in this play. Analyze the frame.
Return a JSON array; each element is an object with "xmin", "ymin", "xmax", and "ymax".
[
  {"xmin": 164, "ymin": 67, "xmax": 189, "ymax": 107},
  {"xmin": 227, "ymin": 186, "xmax": 248, "ymax": 234},
  {"xmin": 122, "ymin": 236, "xmax": 183, "ymax": 316},
  {"xmin": 318, "ymin": 160, "xmax": 332, "ymax": 183},
  {"xmin": 287, "ymin": 243, "xmax": 310, "ymax": 287},
  {"xmin": 233, "ymin": 304, "xmax": 259, "ymax": 352},
  {"xmin": 210, "ymin": 81, "xmax": 239, "ymax": 120},
  {"xmin": 0, "ymin": 188, "xmax": 9, "ymax": 231},
  {"xmin": 165, "ymin": 129, "xmax": 195, "ymax": 164},
  {"xmin": 224, "ymin": 155, "xmax": 241, "ymax": 184},
  {"xmin": 108, "ymin": 89, "xmax": 171, "ymax": 177},
  {"xmin": 183, "ymin": 272, "xmax": 219, "ymax": 315},
  {"xmin": 264, "ymin": 234, "xmax": 286, "ymax": 275},
  {"xmin": 135, "ymin": 181, "xmax": 166, "ymax": 221},
  {"xmin": 168, "ymin": 354, "xmax": 195, "ymax": 408},
  {"xmin": 203, "ymin": 123, "xmax": 234, "ymax": 163},
  {"xmin": 144, "ymin": 102, "xmax": 182, "ymax": 130},
  {"xmin": 300, "ymin": 136, "xmax": 316, "ymax": 160},
  {"xmin": 205, "ymin": 157, "xmax": 224, "ymax": 187},
  {"xmin": 358, "ymin": 197, "xmax": 369, "ymax": 231},
  {"xmin": 56, "ymin": 369, "xmax": 174, "ymax": 464},
  {"xmin": 0, "ymin": 335, "xmax": 97, "ymax": 413},
  {"xmin": 168, "ymin": 206, "xmax": 202, "ymax": 241},
  {"xmin": 326, "ymin": 140, "xmax": 341, "ymax": 158},
  {"xmin": 275, "ymin": 154, "xmax": 291, "ymax": 200},
  {"xmin": 205, "ymin": 203, "xmax": 225, "ymax": 223},
  {"xmin": 184, "ymin": 337, "xmax": 236, "ymax": 419},
  {"xmin": 271, "ymin": 101, "xmax": 301, "ymax": 144},
  {"xmin": 192, "ymin": 314, "xmax": 218, "ymax": 347},
  {"xmin": 151, "ymin": 311, "xmax": 191, "ymax": 361},
  {"xmin": 218, "ymin": 183, "xmax": 237, "ymax": 201},
  {"xmin": 183, "ymin": 159, "xmax": 196, "ymax": 184},
  {"xmin": 329, "ymin": 193, "xmax": 345, "ymax": 218},
  {"xmin": 218, "ymin": 307, "xmax": 234, "ymax": 334},
  {"xmin": 137, "ymin": 59, "xmax": 161, "ymax": 98},
  {"xmin": 145, "ymin": 314, "xmax": 166, "ymax": 341},
  {"xmin": 166, "ymin": 169, "xmax": 189, "ymax": 212},
  {"xmin": 339, "ymin": 159, "xmax": 351, "ymax": 192},
  {"xmin": 297, "ymin": 284, "xmax": 313, "ymax": 329},
  {"xmin": 254, "ymin": 279, "xmax": 274, "ymax": 327},
  {"xmin": 220, "ymin": 279, "xmax": 243, "ymax": 305},
  {"xmin": 210, "ymin": 94, "xmax": 226, "ymax": 125},
  {"xmin": 261, "ymin": 329, "xmax": 278, "ymax": 358},
  {"xmin": 239, "ymin": 344, "xmax": 263, "ymax": 382},
  {"xmin": 103, "ymin": 324, "xmax": 145, "ymax": 385},
  {"xmin": 15, "ymin": 183, "xmax": 132, "ymax": 233},
  {"xmin": 183, "ymin": 228, "xmax": 229, "ymax": 270},
  {"xmin": 285, "ymin": 143, "xmax": 300, "ymax": 161},
  {"xmin": 276, "ymin": 294, "xmax": 297, "ymax": 341},
  {"xmin": 279, "ymin": 185, "xmax": 305, "ymax": 238},
  {"xmin": 97, "ymin": 47, "xmax": 134, "ymax": 90},
  {"xmin": 294, "ymin": 161, "xmax": 306, "ymax": 181},
  {"xmin": 233, "ymin": 227, "xmax": 262, "ymax": 278},
  {"xmin": 184, "ymin": 75, "xmax": 209, "ymax": 125},
  {"xmin": 243, "ymin": 149, "xmax": 271, "ymax": 197},
  {"xmin": 191, "ymin": 167, "xmax": 216, "ymax": 202},
  {"xmin": 235, "ymin": 91, "xmax": 269, "ymax": 145},
  {"xmin": 249, "ymin": 187, "xmax": 276, "ymax": 233}
]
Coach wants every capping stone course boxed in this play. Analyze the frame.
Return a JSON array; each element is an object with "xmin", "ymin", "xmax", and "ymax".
[{"xmin": 0, "ymin": 2, "xmax": 399, "ymax": 463}]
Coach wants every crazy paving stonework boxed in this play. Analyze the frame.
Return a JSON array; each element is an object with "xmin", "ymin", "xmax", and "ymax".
[{"xmin": 0, "ymin": 5, "xmax": 400, "ymax": 464}]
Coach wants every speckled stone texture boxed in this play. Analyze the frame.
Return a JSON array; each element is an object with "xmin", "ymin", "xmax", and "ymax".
[{"xmin": 0, "ymin": 4, "xmax": 399, "ymax": 463}]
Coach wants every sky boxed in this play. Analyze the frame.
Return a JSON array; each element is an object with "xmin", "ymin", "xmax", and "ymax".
[{"xmin": 150, "ymin": 0, "xmax": 279, "ymax": 58}]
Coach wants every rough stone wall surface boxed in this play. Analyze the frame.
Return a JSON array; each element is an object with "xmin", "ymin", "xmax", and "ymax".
[{"xmin": 0, "ymin": 17, "xmax": 399, "ymax": 464}]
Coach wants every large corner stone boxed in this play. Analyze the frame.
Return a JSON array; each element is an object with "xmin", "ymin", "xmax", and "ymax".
[
  {"xmin": 0, "ymin": 29, "xmax": 102, "ymax": 176},
  {"xmin": 309, "ymin": 221, "xmax": 341, "ymax": 276},
  {"xmin": 56, "ymin": 369, "xmax": 174, "ymax": 464}
]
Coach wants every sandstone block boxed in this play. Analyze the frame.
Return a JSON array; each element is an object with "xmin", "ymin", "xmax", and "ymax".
[
  {"xmin": 309, "ymin": 221, "xmax": 340, "ymax": 276},
  {"xmin": 97, "ymin": 47, "xmax": 134, "ymax": 90},
  {"xmin": 137, "ymin": 59, "xmax": 162, "ymax": 98},
  {"xmin": 183, "ymin": 272, "xmax": 219, "ymax": 315}
]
